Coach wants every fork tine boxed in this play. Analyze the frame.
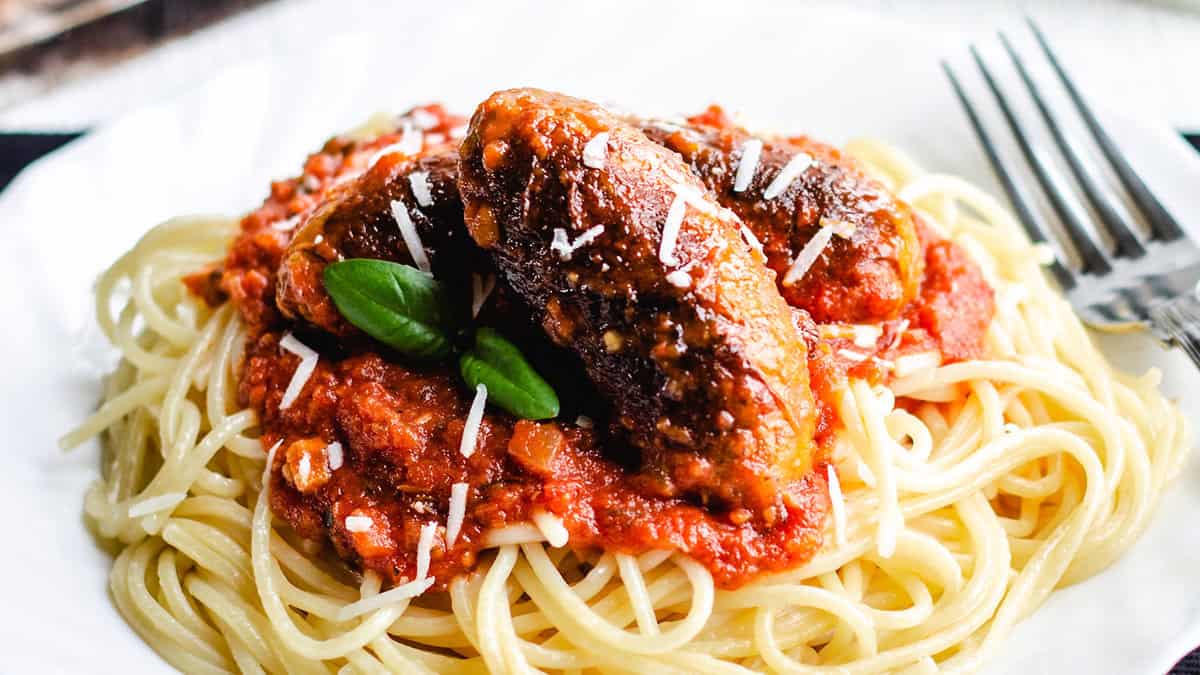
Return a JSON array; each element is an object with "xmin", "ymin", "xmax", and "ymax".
[
  {"xmin": 969, "ymin": 45, "xmax": 1112, "ymax": 275},
  {"xmin": 1027, "ymin": 17, "xmax": 1186, "ymax": 242},
  {"xmin": 942, "ymin": 61, "xmax": 1076, "ymax": 290},
  {"xmin": 997, "ymin": 31, "xmax": 1146, "ymax": 259}
]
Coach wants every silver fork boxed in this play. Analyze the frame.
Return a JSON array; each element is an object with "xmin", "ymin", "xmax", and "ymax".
[{"xmin": 942, "ymin": 18, "xmax": 1200, "ymax": 369}]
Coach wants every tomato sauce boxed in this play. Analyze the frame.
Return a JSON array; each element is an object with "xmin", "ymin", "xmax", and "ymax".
[{"xmin": 194, "ymin": 106, "xmax": 993, "ymax": 590}]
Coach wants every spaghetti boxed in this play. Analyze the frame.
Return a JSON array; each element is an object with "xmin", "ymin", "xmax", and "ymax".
[{"xmin": 62, "ymin": 132, "xmax": 1190, "ymax": 673}]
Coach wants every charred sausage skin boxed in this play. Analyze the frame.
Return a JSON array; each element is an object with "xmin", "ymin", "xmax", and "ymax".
[
  {"xmin": 641, "ymin": 107, "xmax": 922, "ymax": 324},
  {"xmin": 458, "ymin": 89, "xmax": 815, "ymax": 517},
  {"xmin": 276, "ymin": 146, "xmax": 474, "ymax": 335}
]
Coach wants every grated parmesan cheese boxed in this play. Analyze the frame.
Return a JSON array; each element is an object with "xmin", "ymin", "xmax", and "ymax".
[
  {"xmin": 409, "ymin": 171, "xmax": 434, "ymax": 207},
  {"xmin": 659, "ymin": 196, "xmax": 687, "ymax": 266},
  {"xmin": 549, "ymin": 225, "xmax": 605, "ymax": 261},
  {"xmin": 279, "ymin": 333, "xmax": 319, "ymax": 410},
  {"xmin": 666, "ymin": 269, "xmax": 692, "ymax": 289},
  {"xmin": 415, "ymin": 521, "xmax": 437, "ymax": 580},
  {"xmin": 582, "ymin": 132, "xmax": 610, "ymax": 169},
  {"xmin": 820, "ymin": 217, "xmax": 857, "ymax": 239},
  {"xmin": 367, "ymin": 122, "xmax": 423, "ymax": 167},
  {"xmin": 390, "ymin": 199, "xmax": 432, "ymax": 273},
  {"xmin": 345, "ymin": 515, "xmax": 374, "ymax": 533},
  {"xmin": 297, "ymin": 453, "xmax": 312, "ymax": 485},
  {"xmin": 763, "ymin": 152, "xmax": 814, "ymax": 199},
  {"xmin": 446, "ymin": 483, "xmax": 469, "ymax": 546},
  {"xmin": 782, "ymin": 226, "xmax": 834, "ymax": 286},
  {"xmin": 670, "ymin": 183, "xmax": 721, "ymax": 216},
  {"xmin": 739, "ymin": 224, "xmax": 764, "ymax": 255},
  {"xmin": 326, "ymin": 441, "xmax": 344, "ymax": 471},
  {"xmin": 532, "ymin": 509, "xmax": 569, "ymax": 548},
  {"xmin": 733, "ymin": 138, "xmax": 763, "ymax": 192},
  {"xmin": 335, "ymin": 576, "xmax": 435, "ymax": 621},
  {"xmin": 459, "ymin": 384, "xmax": 487, "ymax": 458},
  {"xmin": 128, "ymin": 492, "xmax": 186, "ymax": 518}
]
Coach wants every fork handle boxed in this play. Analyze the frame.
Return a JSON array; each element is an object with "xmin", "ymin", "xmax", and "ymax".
[{"xmin": 1149, "ymin": 293, "xmax": 1200, "ymax": 370}]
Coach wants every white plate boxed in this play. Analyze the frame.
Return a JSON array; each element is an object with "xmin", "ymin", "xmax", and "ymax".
[{"xmin": 2, "ymin": 3, "xmax": 1199, "ymax": 673}]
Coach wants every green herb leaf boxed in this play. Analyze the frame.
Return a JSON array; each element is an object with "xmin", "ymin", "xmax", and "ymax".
[
  {"xmin": 323, "ymin": 259, "xmax": 452, "ymax": 360},
  {"xmin": 459, "ymin": 328, "xmax": 560, "ymax": 420}
]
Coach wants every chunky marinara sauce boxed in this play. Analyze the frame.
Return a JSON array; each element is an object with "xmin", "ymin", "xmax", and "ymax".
[{"xmin": 186, "ymin": 105, "xmax": 994, "ymax": 590}]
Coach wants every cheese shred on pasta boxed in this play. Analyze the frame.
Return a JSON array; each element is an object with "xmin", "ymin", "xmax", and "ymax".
[{"xmin": 61, "ymin": 139, "xmax": 1190, "ymax": 674}]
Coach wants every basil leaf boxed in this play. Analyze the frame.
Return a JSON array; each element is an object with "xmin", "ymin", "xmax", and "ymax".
[
  {"xmin": 323, "ymin": 259, "xmax": 452, "ymax": 360},
  {"xmin": 459, "ymin": 328, "xmax": 560, "ymax": 420}
]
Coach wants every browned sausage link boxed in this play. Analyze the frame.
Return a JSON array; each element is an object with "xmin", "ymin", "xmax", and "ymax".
[
  {"xmin": 458, "ymin": 89, "xmax": 815, "ymax": 517},
  {"xmin": 640, "ymin": 107, "xmax": 922, "ymax": 324},
  {"xmin": 277, "ymin": 146, "xmax": 472, "ymax": 334}
]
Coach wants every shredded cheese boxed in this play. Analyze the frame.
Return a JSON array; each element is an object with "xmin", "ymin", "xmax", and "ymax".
[
  {"xmin": 409, "ymin": 171, "xmax": 433, "ymax": 207},
  {"xmin": 550, "ymin": 225, "xmax": 606, "ymax": 261},
  {"xmin": 471, "ymin": 273, "xmax": 497, "ymax": 318},
  {"xmin": 659, "ymin": 195, "xmax": 687, "ymax": 266},
  {"xmin": 739, "ymin": 224, "xmax": 764, "ymax": 255},
  {"xmin": 345, "ymin": 515, "xmax": 374, "ymax": 533},
  {"xmin": 128, "ymin": 492, "xmax": 186, "ymax": 518},
  {"xmin": 335, "ymin": 576, "xmax": 436, "ymax": 621},
  {"xmin": 583, "ymin": 132, "xmax": 610, "ymax": 169},
  {"xmin": 821, "ymin": 217, "xmax": 857, "ymax": 239},
  {"xmin": 733, "ymin": 138, "xmax": 763, "ymax": 192},
  {"xmin": 459, "ymin": 384, "xmax": 487, "ymax": 458},
  {"xmin": 415, "ymin": 521, "xmax": 437, "ymax": 580},
  {"xmin": 532, "ymin": 509, "xmax": 569, "ymax": 548},
  {"xmin": 367, "ymin": 122, "xmax": 423, "ymax": 167},
  {"xmin": 782, "ymin": 226, "xmax": 835, "ymax": 286},
  {"xmin": 666, "ymin": 269, "xmax": 692, "ymax": 289},
  {"xmin": 326, "ymin": 441, "xmax": 344, "ymax": 471},
  {"xmin": 670, "ymin": 183, "xmax": 721, "ymax": 216},
  {"xmin": 390, "ymin": 199, "xmax": 432, "ymax": 273},
  {"xmin": 446, "ymin": 483, "xmax": 469, "ymax": 546},
  {"xmin": 297, "ymin": 453, "xmax": 312, "ymax": 485},
  {"xmin": 279, "ymin": 333, "xmax": 319, "ymax": 410},
  {"xmin": 763, "ymin": 152, "xmax": 814, "ymax": 199},
  {"xmin": 837, "ymin": 349, "xmax": 869, "ymax": 362},
  {"xmin": 827, "ymin": 465, "xmax": 847, "ymax": 548}
]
